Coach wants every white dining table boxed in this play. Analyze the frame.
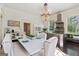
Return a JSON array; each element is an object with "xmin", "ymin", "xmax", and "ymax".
[
  {"xmin": 18, "ymin": 37, "xmax": 45, "ymax": 55},
  {"xmin": 18, "ymin": 36, "xmax": 67, "ymax": 56}
]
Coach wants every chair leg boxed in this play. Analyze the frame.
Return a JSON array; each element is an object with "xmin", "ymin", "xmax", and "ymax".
[{"xmin": 0, "ymin": 44, "xmax": 3, "ymax": 50}]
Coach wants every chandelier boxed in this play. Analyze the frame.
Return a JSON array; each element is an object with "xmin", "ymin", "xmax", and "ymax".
[{"xmin": 41, "ymin": 3, "xmax": 51, "ymax": 21}]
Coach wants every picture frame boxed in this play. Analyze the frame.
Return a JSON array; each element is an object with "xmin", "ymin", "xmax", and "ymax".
[{"xmin": 8, "ymin": 20, "xmax": 20, "ymax": 27}]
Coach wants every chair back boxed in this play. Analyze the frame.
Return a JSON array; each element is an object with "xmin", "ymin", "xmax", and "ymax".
[
  {"xmin": 36, "ymin": 32, "xmax": 47, "ymax": 40},
  {"xmin": 44, "ymin": 37, "xmax": 58, "ymax": 56},
  {"xmin": 2, "ymin": 33, "xmax": 13, "ymax": 56}
]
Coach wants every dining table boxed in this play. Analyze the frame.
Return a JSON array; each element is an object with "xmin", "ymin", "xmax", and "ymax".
[{"xmin": 18, "ymin": 36, "xmax": 45, "ymax": 55}]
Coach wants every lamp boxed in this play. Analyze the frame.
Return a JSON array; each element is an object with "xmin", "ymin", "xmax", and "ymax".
[{"xmin": 41, "ymin": 3, "xmax": 51, "ymax": 21}]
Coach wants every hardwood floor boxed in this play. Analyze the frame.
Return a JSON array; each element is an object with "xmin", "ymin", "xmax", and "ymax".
[{"xmin": 62, "ymin": 41, "xmax": 79, "ymax": 56}]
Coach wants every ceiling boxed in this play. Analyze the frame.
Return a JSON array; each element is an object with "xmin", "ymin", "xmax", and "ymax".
[{"xmin": 3, "ymin": 3, "xmax": 79, "ymax": 15}]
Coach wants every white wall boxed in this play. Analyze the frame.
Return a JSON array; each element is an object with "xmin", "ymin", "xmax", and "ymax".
[
  {"xmin": 0, "ymin": 4, "xmax": 7, "ymax": 44},
  {"xmin": 2, "ymin": 6, "xmax": 44, "ymax": 36},
  {"xmin": 0, "ymin": 5, "xmax": 3, "ymax": 44}
]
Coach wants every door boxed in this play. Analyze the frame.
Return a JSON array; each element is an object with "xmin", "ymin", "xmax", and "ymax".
[{"xmin": 24, "ymin": 23, "xmax": 30, "ymax": 35}]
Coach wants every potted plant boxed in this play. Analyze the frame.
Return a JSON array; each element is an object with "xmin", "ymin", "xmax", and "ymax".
[{"xmin": 43, "ymin": 28, "xmax": 47, "ymax": 32}]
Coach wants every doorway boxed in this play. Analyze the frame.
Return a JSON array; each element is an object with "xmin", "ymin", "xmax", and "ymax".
[{"xmin": 24, "ymin": 23, "xmax": 30, "ymax": 35}]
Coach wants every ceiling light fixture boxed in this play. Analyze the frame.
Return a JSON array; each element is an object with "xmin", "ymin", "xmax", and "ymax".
[{"xmin": 41, "ymin": 3, "xmax": 51, "ymax": 21}]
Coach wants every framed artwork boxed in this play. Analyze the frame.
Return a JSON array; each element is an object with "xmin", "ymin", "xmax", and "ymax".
[
  {"xmin": 8, "ymin": 20, "xmax": 20, "ymax": 27},
  {"xmin": 67, "ymin": 16, "xmax": 79, "ymax": 35}
]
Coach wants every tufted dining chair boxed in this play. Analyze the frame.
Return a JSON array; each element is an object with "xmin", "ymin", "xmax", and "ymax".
[
  {"xmin": 43, "ymin": 37, "xmax": 58, "ymax": 56},
  {"xmin": 2, "ymin": 33, "xmax": 14, "ymax": 56}
]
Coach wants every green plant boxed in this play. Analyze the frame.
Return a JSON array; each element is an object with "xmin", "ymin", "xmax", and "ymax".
[
  {"xmin": 26, "ymin": 34, "xmax": 34, "ymax": 37},
  {"xmin": 43, "ymin": 28, "xmax": 47, "ymax": 32}
]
